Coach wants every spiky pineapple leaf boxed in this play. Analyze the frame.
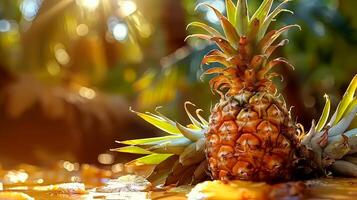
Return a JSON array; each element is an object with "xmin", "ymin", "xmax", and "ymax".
[
  {"xmin": 184, "ymin": 34, "xmax": 211, "ymax": 41},
  {"xmin": 118, "ymin": 135, "xmax": 183, "ymax": 146},
  {"xmin": 225, "ymin": 0, "xmax": 236, "ymax": 25},
  {"xmin": 129, "ymin": 154, "xmax": 173, "ymax": 165},
  {"xmin": 257, "ymin": 0, "xmax": 293, "ymax": 40},
  {"xmin": 345, "ymin": 98, "xmax": 357, "ymax": 130},
  {"xmin": 257, "ymin": 57, "xmax": 294, "ymax": 79},
  {"xmin": 341, "ymin": 128, "xmax": 357, "ymax": 138},
  {"xmin": 202, "ymin": 55, "xmax": 232, "ymax": 67},
  {"xmin": 176, "ymin": 122, "xmax": 205, "ymax": 142},
  {"xmin": 130, "ymin": 108, "xmax": 181, "ymax": 134},
  {"xmin": 185, "ymin": 102, "xmax": 204, "ymax": 129},
  {"xmin": 344, "ymin": 98, "xmax": 357, "ymax": 117},
  {"xmin": 235, "ymin": 0, "xmax": 249, "ymax": 35},
  {"xmin": 196, "ymin": 109, "xmax": 209, "ymax": 126},
  {"xmin": 328, "ymin": 106, "xmax": 357, "ymax": 137},
  {"xmin": 334, "ymin": 75, "xmax": 357, "ymax": 125},
  {"xmin": 187, "ymin": 124, "xmax": 200, "ymax": 130},
  {"xmin": 220, "ymin": 15, "xmax": 240, "ymax": 48},
  {"xmin": 147, "ymin": 136, "xmax": 192, "ymax": 155},
  {"xmin": 265, "ymin": 39, "xmax": 289, "ymax": 59},
  {"xmin": 205, "ymin": 49, "xmax": 226, "ymax": 57},
  {"xmin": 147, "ymin": 156, "xmax": 179, "ymax": 185},
  {"xmin": 112, "ymin": 146, "xmax": 153, "ymax": 154},
  {"xmin": 201, "ymin": 49, "xmax": 231, "ymax": 67},
  {"xmin": 186, "ymin": 22, "xmax": 222, "ymax": 37},
  {"xmin": 251, "ymin": 0, "xmax": 273, "ymax": 24},
  {"xmin": 195, "ymin": 3, "xmax": 224, "ymax": 21},
  {"xmin": 316, "ymin": 94, "xmax": 331, "ymax": 132},
  {"xmin": 203, "ymin": 67, "xmax": 225, "ymax": 75},
  {"xmin": 210, "ymin": 37, "xmax": 237, "ymax": 55},
  {"xmin": 259, "ymin": 24, "xmax": 301, "ymax": 53},
  {"xmin": 199, "ymin": 3, "xmax": 240, "ymax": 48}
]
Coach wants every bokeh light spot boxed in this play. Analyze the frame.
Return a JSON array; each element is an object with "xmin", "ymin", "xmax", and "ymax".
[
  {"xmin": 63, "ymin": 161, "xmax": 75, "ymax": 172},
  {"xmin": 20, "ymin": 0, "xmax": 41, "ymax": 21},
  {"xmin": 113, "ymin": 23, "xmax": 128, "ymax": 41},
  {"xmin": 76, "ymin": 24, "xmax": 89, "ymax": 36},
  {"xmin": 47, "ymin": 61, "xmax": 61, "ymax": 76},
  {"xmin": 98, "ymin": 153, "xmax": 114, "ymax": 165},
  {"xmin": 0, "ymin": 20, "xmax": 11, "ymax": 32},
  {"xmin": 76, "ymin": 0, "xmax": 99, "ymax": 10},
  {"xmin": 55, "ymin": 48, "xmax": 70, "ymax": 65},
  {"xmin": 118, "ymin": 0, "xmax": 137, "ymax": 17},
  {"xmin": 79, "ymin": 87, "xmax": 96, "ymax": 99},
  {"xmin": 4, "ymin": 171, "xmax": 29, "ymax": 184},
  {"xmin": 36, "ymin": 179, "xmax": 44, "ymax": 184},
  {"xmin": 111, "ymin": 163, "xmax": 124, "ymax": 173}
]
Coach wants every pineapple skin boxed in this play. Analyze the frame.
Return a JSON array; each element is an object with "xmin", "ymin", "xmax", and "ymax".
[{"xmin": 206, "ymin": 91, "xmax": 301, "ymax": 182}]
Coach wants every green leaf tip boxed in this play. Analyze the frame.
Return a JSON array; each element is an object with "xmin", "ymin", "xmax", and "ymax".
[
  {"xmin": 117, "ymin": 135, "xmax": 183, "ymax": 146},
  {"xmin": 236, "ymin": 0, "xmax": 249, "ymax": 36},
  {"xmin": 130, "ymin": 107, "xmax": 181, "ymax": 134},
  {"xmin": 111, "ymin": 146, "xmax": 153, "ymax": 154},
  {"xmin": 128, "ymin": 154, "xmax": 173, "ymax": 165},
  {"xmin": 316, "ymin": 94, "xmax": 331, "ymax": 132},
  {"xmin": 225, "ymin": 0, "xmax": 236, "ymax": 25},
  {"xmin": 334, "ymin": 74, "xmax": 357, "ymax": 125},
  {"xmin": 186, "ymin": 22, "xmax": 222, "ymax": 37},
  {"xmin": 251, "ymin": 0, "xmax": 273, "ymax": 24}
]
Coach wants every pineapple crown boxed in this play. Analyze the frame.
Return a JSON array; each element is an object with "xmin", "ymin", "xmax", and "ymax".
[{"xmin": 186, "ymin": 0, "xmax": 300, "ymax": 97}]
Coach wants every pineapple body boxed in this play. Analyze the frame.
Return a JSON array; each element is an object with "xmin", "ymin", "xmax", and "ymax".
[{"xmin": 206, "ymin": 92, "xmax": 300, "ymax": 182}]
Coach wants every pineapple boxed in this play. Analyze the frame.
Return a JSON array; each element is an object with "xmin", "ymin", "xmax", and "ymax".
[
  {"xmin": 170, "ymin": 0, "xmax": 305, "ymax": 182},
  {"xmin": 199, "ymin": 0, "xmax": 301, "ymax": 181},
  {"xmin": 114, "ymin": 0, "xmax": 357, "ymax": 185}
]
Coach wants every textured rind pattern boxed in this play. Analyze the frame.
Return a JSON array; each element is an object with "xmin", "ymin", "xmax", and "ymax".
[{"xmin": 206, "ymin": 92, "xmax": 300, "ymax": 182}]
